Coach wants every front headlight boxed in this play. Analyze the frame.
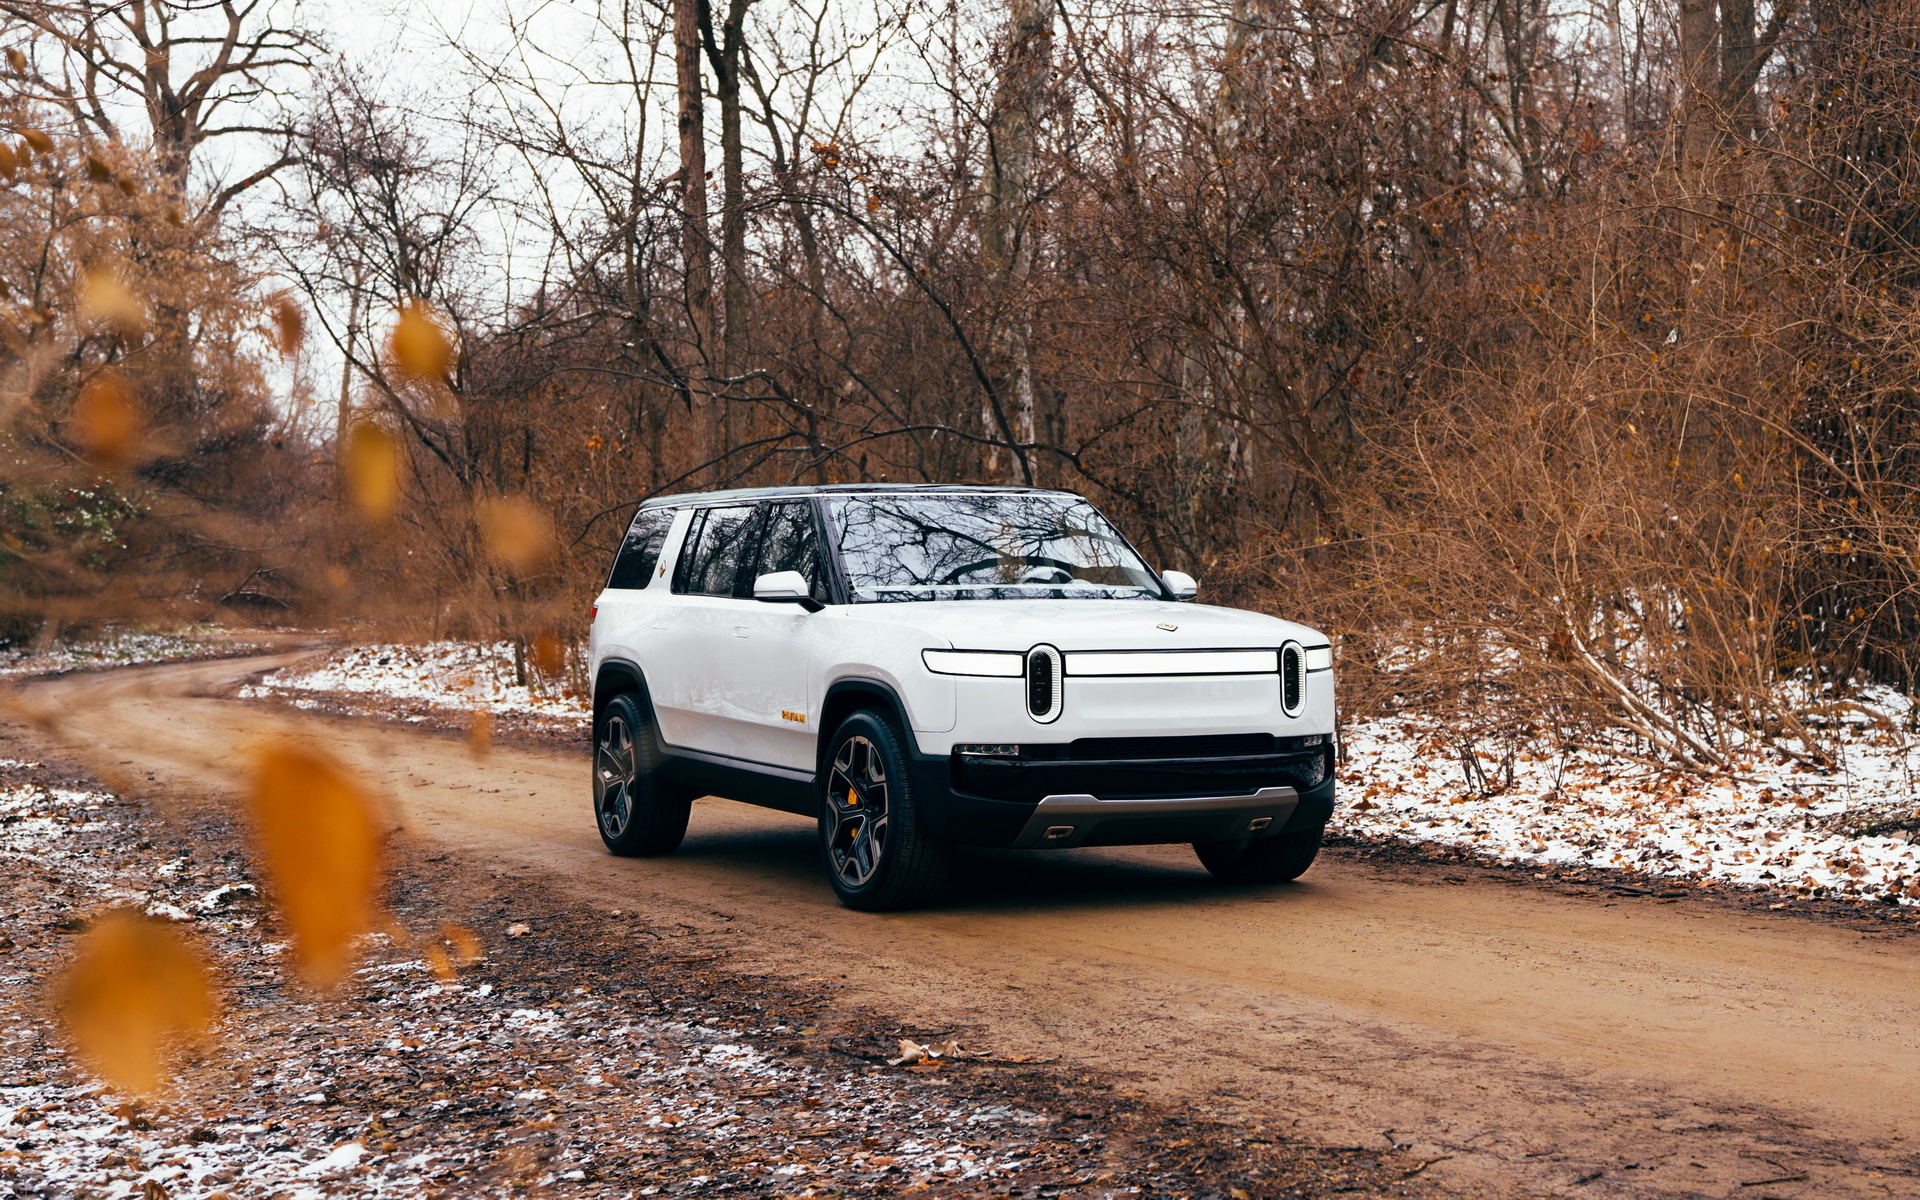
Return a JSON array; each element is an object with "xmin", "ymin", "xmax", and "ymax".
[
  {"xmin": 922, "ymin": 648, "xmax": 1024, "ymax": 677},
  {"xmin": 1303, "ymin": 645, "xmax": 1333, "ymax": 671}
]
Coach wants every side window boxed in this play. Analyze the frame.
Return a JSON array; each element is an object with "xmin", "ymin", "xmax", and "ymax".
[
  {"xmin": 671, "ymin": 505, "xmax": 759, "ymax": 597},
  {"xmin": 606, "ymin": 507, "xmax": 675, "ymax": 589},
  {"xmin": 752, "ymin": 502, "xmax": 829, "ymax": 602}
]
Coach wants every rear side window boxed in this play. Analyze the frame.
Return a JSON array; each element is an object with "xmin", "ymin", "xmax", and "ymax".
[
  {"xmin": 671, "ymin": 505, "xmax": 760, "ymax": 597},
  {"xmin": 752, "ymin": 502, "xmax": 829, "ymax": 602},
  {"xmin": 606, "ymin": 507, "xmax": 676, "ymax": 589}
]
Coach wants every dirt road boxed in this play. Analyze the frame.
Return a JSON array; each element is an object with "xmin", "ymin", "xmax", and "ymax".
[{"xmin": 23, "ymin": 653, "xmax": 1920, "ymax": 1198}]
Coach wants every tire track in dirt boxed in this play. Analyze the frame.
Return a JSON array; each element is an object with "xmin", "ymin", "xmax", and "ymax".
[{"xmin": 20, "ymin": 652, "xmax": 1920, "ymax": 1199}]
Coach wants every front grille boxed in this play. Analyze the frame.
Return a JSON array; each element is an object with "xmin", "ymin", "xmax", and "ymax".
[
  {"xmin": 1281, "ymin": 642, "xmax": 1304, "ymax": 715},
  {"xmin": 1065, "ymin": 733, "xmax": 1275, "ymax": 761},
  {"xmin": 1025, "ymin": 645, "xmax": 1061, "ymax": 722}
]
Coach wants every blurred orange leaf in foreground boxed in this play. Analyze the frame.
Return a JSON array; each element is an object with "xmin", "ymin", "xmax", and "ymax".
[
  {"xmin": 342, "ymin": 421, "xmax": 400, "ymax": 524},
  {"xmin": 390, "ymin": 298, "xmax": 452, "ymax": 380},
  {"xmin": 56, "ymin": 910, "xmax": 217, "ymax": 1097},
  {"xmin": 477, "ymin": 495, "xmax": 554, "ymax": 573},
  {"xmin": 74, "ymin": 372, "xmax": 142, "ymax": 471},
  {"xmin": 80, "ymin": 268, "xmax": 148, "ymax": 334},
  {"xmin": 530, "ymin": 631, "xmax": 565, "ymax": 677},
  {"xmin": 247, "ymin": 744, "xmax": 384, "ymax": 988},
  {"xmin": 0, "ymin": 142, "xmax": 16, "ymax": 181},
  {"xmin": 270, "ymin": 294, "xmax": 306, "ymax": 357}
]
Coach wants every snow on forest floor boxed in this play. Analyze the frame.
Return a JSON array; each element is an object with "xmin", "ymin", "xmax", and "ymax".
[
  {"xmin": 0, "ymin": 627, "xmax": 277, "ymax": 679},
  {"xmin": 1336, "ymin": 696, "xmax": 1920, "ymax": 907},
  {"xmin": 246, "ymin": 642, "xmax": 1920, "ymax": 907},
  {"xmin": 2, "ymin": 746, "xmax": 1402, "ymax": 1199}
]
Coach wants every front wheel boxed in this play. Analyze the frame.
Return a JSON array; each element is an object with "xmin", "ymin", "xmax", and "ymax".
[
  {"xmin": 819, "ymin": 711, "xmax": 949, "ymax": 911},
  {"xmin": 593, "ymin": 692, "xmax": 693, "ymax": 856},
  {"xmin": 1194, "ymin": 826, "xmax": 1323, "ymax": 884}
]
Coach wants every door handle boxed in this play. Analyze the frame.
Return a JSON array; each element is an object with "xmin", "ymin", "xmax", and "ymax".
[{"xmin": 733, "ymin": 626, "xmax": 750, "ymax": 638}]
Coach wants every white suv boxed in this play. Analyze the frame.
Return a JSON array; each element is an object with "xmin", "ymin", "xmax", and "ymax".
[{"xmin": 587, "ymin": 485, "xmax": 1336, "ymax": 910}]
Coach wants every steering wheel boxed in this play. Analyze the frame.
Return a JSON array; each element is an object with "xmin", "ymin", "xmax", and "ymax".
[{"xmin": 937, "ymin": 556, "xmax": 1081, "ymax": 585}]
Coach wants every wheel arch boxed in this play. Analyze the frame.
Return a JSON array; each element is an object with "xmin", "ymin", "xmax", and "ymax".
[
  {"xmin": 594, "ymin": 657, "xmax": 648, "ymax": 724},
  {"xmin": 817, "ymin": 678, "xmax": 912, "ymax": 775}
]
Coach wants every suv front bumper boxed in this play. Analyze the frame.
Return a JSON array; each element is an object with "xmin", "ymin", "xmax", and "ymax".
[{"xmin": 910, "ymin": 742, "xmax": 1337, "ymax": 849}]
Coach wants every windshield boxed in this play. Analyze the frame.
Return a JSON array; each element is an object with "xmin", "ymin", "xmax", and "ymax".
[{"xmin": 828, "ymin": 493, "xmax": 1165, "ymax": 603}]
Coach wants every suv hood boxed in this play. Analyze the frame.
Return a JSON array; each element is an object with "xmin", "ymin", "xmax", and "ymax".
[{"xmin": 853, "ymin": 599, "xmax": 1325, "ymax": 653}]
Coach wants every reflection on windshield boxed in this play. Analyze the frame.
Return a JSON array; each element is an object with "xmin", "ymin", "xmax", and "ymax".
[{"xmin": 828, "ymin": 493, "xmax": 1164, "ymax": 602}]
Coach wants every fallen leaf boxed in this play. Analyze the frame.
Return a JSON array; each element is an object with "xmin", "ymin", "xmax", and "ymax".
[
  {"xmin": 73, "ymin": 372, "xmax": 142, "ymax": 471},
  {"xmin": 441, "ymin": 922, "xmax": 483, "ymax": 963},
  {"xmin": 476, "ymin": 496, "xmax": 553, "ymax": 573},
  {"xmin": 246, "ymin": 744, "xmax": 383, "ymax": 988},
  {"xmin": 342, "ymin": 422, "xmax": 400, "ymax": 524},
  {"xmin": 56, "ymin": 909, "xmax": 217, "ymax": 1096},
  {"xmin": 269, "ymin": 294, "xmax": 305, "ymax": 357},
  {"xmin": 422, "ymin": 942, "xmax": 455, "ymax": 981},
  {"xmin": 507, "ymin": 922, "xmax": 532, "ymax": 937},
  {"xmin": 389, "ymin": 298, "xmax": 451, "ymax": 380},
  {"xmin": 529, "ymin": 632, "xmax": 564, "ymax": 677},
  {"xmin": 80, "ymin": 268, "xmax": 148, "ymax": 334}
]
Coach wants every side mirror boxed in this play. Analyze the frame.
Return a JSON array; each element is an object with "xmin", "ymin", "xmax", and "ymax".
[
  {"xmin": 753, "ymin": 570, "xmax": 823, "ymax": 613},
  {"xmin": 1161, "ymin": 569, "xmax": 1199, "ymax": 601}
]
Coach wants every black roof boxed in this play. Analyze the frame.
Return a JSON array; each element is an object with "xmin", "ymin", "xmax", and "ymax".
[{"xmin": 638, "ymin": 483, "xmax": 1079, "ymax": 508}]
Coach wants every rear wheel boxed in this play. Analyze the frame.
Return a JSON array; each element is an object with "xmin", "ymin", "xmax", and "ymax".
[
  {"xmin": 819, "ymin": 711, "xmax": 949, "ymax": 911},
  {"xmin": 593, "ymin": 692, "xmax": 693, "ymax": 856},
  {"xmin": 1194, "ymin": 826, "xmax": 1323, "ymax": 884}
]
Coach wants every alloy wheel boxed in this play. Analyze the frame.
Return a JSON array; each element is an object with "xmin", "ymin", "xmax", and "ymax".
[
  {"xmin": 595, "ymin": 712, "xmax": 637, "ymax": 838},
  {"xmin": 825, "ymin": 734, "xmax": 889, "ymax": 887}
]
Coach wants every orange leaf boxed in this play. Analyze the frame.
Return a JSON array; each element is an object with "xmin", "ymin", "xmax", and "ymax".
[
  {"xmin": 441, "ymin": 922, "xmax": 483, "ymax": 964},
  {"xmin": 74, "ymin": 373, "xmax": 142, "ymax": 471},
  {"xmin": 468, "ymin": 708, "xmax": 492, "ymax": 759},
  {"xmin": 342, "ymin": 421, "xmax": 400, "ymax": 524},
  {"xmin": 20, "ymin": 127, "xmax": 51, "ymax": 154},
  {"xmin": 389, "ymin": 298, "xmax": 451, "ymax": 380},
  {"xmin": 476, "ymin": 495, "xmax": 553, "ymax": 573},
  {"xmin": 0, "ymin": 141, "xmax": 15, "ymax": 182},
  {"xmin": 246, "ymin": 744, "xmax": 384, "ymax": 988},
  {"xmin": 56, "ymin": 910, "xmax": 217, "ymax": 1096},
  {"xmin": 269, "ymin": 294, "xmax": 305, "ymax": 357},
  {"xmin": 530, "ymin": 632, "xmax": 564, "ymax": 677},
  {"xmin": 80, "ymin": 267, "xmax": 148, "ymax": 334}
]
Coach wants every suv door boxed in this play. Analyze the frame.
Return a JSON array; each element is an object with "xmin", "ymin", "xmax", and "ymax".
[
  {"xmin": 650, "ymin": 503, "xmax": 762, "ymax": 754},
  {"xmin": 727, "ymin": 500, "xmax": 830, "ymax": 770}
]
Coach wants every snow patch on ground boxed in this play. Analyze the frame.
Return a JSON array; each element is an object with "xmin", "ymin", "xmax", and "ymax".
[
  {"xmin": 1339, "ymin": 690, "xmax": 1920, "ymax": 904},
  {"xmin": 0, "ymin": 628, "xmax": 270, "ymax": 678},
  {"xmin": 242, "ymin": 642, "xmax": 587, "ymax": 721}
]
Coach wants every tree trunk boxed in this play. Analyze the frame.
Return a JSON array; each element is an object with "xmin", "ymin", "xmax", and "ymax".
[
  {"xmin": 1679, "ymin": 0, "xmax": 1720, "ymax": 172},
  {"xmin": 709, "ymin": 0, "xmax": 751, "ymax": 372},
  {"xmin": 1720, "ymin": 0, "xmax": 1757, "ymax": 134},
  {"xmin": 981, "ymin": 0, "xmax": 1054, "ymax": 486},
  {"xmin": 674, "ymin": 0, "xmax": 713, "ymax": 386}
]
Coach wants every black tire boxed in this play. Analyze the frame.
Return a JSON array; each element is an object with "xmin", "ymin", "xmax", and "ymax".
[
  {"xmin": 593, "ymin": 692, "xmax": 693, "ymax": 856},
  {"xmin": 1194, "ymin": 826, "xmax": 1324, "ymax": 884},
  {"xmin": 818, "ymin": 711, "xmax": 949, "ymax": 911}
]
